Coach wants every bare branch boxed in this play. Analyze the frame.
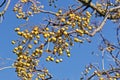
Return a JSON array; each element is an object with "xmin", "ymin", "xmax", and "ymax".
[
  {"xmin": 87, "ymin": 68, "xmax": 120, "ymax": 79},
  {"xmin": 0, "ymin": 66, "xmax": 14, "ymax": 71},
  {"xmin": 0, "ymin": 0, "xmax": 11, "ymax": 16},
  {"xmin": 78, "ymin": 0, "xmax": 120, "ymax": 19},
  {"xmin": 0, "ymin": 0, "xmax": 6, "ymax": 7},
  {"xmin": 88, "ymin": 12, "xmax": 109, "ymax": 36}
]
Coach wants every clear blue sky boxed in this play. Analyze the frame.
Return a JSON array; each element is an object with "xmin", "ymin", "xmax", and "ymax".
[{"xmin": 0, "ymin": 0, "xmax": 117, "ymax": 80}]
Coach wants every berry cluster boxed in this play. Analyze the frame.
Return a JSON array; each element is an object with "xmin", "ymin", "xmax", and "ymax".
[
  {"xmin": 12, "ymin": 9, "xmax": 93, "ymax": 79},
  {"xmin": 54, "ymin": 10, "xmax": 93, "ymax": 42},
  {"xmin": 95, "ymin": 71, "xmax": 120, "ymax": 80},
  {"xmin": 13, "ymin": 25, "xmax": 72, "ymax": 62},
  {"xmin": 35, "ymin": 68, "xmax": 51, "ymax": 80},
  {"xmin": 12, "ymin": 26, "xmax": 52, "ymax": 80},
  {"xmin": 55, "ymin": 10, "xmax": 93, "ymax": 35},
  {"xmin": 80, "ymin": 64, "xmax": 120, "ymax": 80},
  {"xmin": 13, "ymin": 0, "xmax": 44, "ymax": 20}
]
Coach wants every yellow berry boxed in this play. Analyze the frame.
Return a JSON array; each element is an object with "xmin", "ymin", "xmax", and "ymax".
[
  {"xmin": 17, "ymin": 31, "xmax": 22, "ymax": 36},
  {"xmin": 46, "ymin": 58, "xmax": 50, "ymax": 61},
  {"xmin": 86, "ymin": 11, "xmax": 91, "ymax": 16},
  {"xmin": 36, "ymin": 35, "xmax": 40, "ymax": 39},
  {"xmin": 72, "ymin": 23, "xmax": 76, "ymax": 27},
  {"xmin": 74, "ymin": 38, "xmax": 79, "ymax": 42},
  {"xmin": 50, "ymin": 57, "xmax": 54, "ymax": 61},
  {"xmin": 113, "ymin": 78, "xmax": 117, "ymax": 80},
  {"xmin": 13, "ymin": 7, "xmax": 18, "ymax": 12},
  {"xmin": 60, "ymin": 18, "xmax": 66, "ymax": 22},
  {"xmin": 39, "ymin": 50, "xmax": 43, "ymax": 54},
  {"xmin": 87, "ymin": 26, "xmax": 92, "ymax": 30},
  {"xmin": 18, "ymin": 46, "xmax": 23, "ymax": 50},
  {"xmin": 43, "ymin": 33, "xmax": 48, "ymax": 38},
  {"xmin": 21, "ymin": 0, "xmax": 28, "ymax": 3},
  {"xmin": 23, "ymin": 55, "xmax": 27, "ymax": 60},
  {"xmin": 33, "ymin": 26, "xmax": 39, "ymax": 31},
  {"xmin": 35, "ymin": 49, "xmax": 40, "ymax": 53},
  {"xmin": 28, "ymin": 44, "xmax": 32, "ymax": 49},
  {"xmin": 116, "ymin": 72, "xmax": 120, "ymax": 76},
  {"xmin": 82, "ymin": 17, "xmax": 86, "ymax": 21},
  {"xmin": 15, "ymin": 28, "xmax": 20, "ymax": 32},
  {"xmin": 55, "ymin": 13, "xmax": 60, "ymax": 16},
  {"xmin": 65, "ymin": 42, "xmax": 69, "ymax": 47},
  {"xmin": 76, "ymin": 29, "xmax": 84, "ymax": 34},
  {"xmin": 56, "ymin": 59, "xmax": 60, "ymax": 63},
  {"xmin": 69, "ymin": 13, "xmax": 75, "ymax": 18},
  {"xmin": 14, "ymin": 47, "xmax": 18, "ymax": 51},
  {"xmin": 59, "ymin": 51, "xmax": 63, "ymax": 55},
  {"xmin": 63, "ymin": 31, "xmax": 68, "ymax": 36},
  {"xmin": 28, "ymin": 11, "xmax": 32, "ymax": 15},
  {"xmin": 67, "ymin": 53, "xmax": 71, "ymax": 57},
  {"xmin": 45, "ymin": 27, "xmax": 49, "ymax": 31},
  {"xmin": 58, "ymin": 9, "xmax": 62, "ymax": 14},
  {"xmin": 34, "ymin": 31, "xmax": 39, "ymax": 35},
  {"xmin": 53, "ymin": 48, "xmax": 57, "ymax": 53},
  {"xmin": 51, "ymin": 37, "xmax": 57, "ymax": 42},
  {"xmin": 66, "ymin": 49, "xmax": 70, "ymax": 53},
  {"xmin": 35, "ymin": 78, "xmax": 39, "ymax": 80},
  {"xmin": 26, "ymin": 63, "xmax": 30, "ymax": 67},
  {"xmin": 109, "ymin": 78, "xmax": 113, "ymax": 80},
  {"xmin": 99, "ymin": 77, "xmax": 104, "ymax": 80},
  {"xmin": 66, "ymin": 21, "xmax": 71, "ymax": 25},
  {"xmin": 34, "ymin": 40, "xmax": 38, "ymax": 44},
  {"xmin": 27, "ymin": 73, "xmax": 32, "ymax": 78},
  {"xmin": 94, "ymin": 71, "xmax": 101, "ymax": 77},
  {"xmin": 19, "ymin": 55, "xmax": 24, "ymax": 59},
  {"xmin": 50, "ymin": 32, "xmax": 55, "ymax": 35},
  {"xmin": 84, "ymin": 30, "xmax": 89, "ymax": 34},
  {"xmin": 22, "ymin": 40, "xmax": 26, "ymax": 44},
  {"xmin": 13, "ymin": 50, "xmax": 17, "ymax": 53},
  {"xmin": 12, "ymin": 40, "xmax": 16, "ymax": 44}
]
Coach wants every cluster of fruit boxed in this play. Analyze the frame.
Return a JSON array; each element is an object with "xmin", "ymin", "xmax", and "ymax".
[
  {"xmin": 13, "ymin": 0, "xmax": 44, "ymax": 20},
  {"xmin": 12, "ymin": 26, "xmax": 53, "ymax": 80},
  {"xmin": 12, "ymin": 24, "xmax": 72, "ymax": 79},
  {"xmin": 12, "ymin": 9, "xmax": 93, "ymax": 79},
  {"xmin": 81, "ymin": 64, "xmax": 120, "ymax": 80},
  {"xmin": 55, "ymin": 10, "xmax": 93, "ymax": 36},
  {"xmin": 14, "ymin": 54, "xmax": 38, "ymax": 80},
  {"xmin": 35, "ymin": 68, "xmax": 52, "ymax": 80},
  {"xmin": 13, "ymin": 25, "xmax": 72, "ymax": 61},
  {"xmin": 53, "ymin": 10, "xmax": 93, "ymax": 43},
  {"xmin": 94, "ymin": 71, "xmax": 120, "ymax": 80},
  {"xmin": 14, "ymin": 54, "xmax": 51, "ymax": 80}
]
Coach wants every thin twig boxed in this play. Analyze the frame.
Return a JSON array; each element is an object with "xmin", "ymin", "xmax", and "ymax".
[
  {"xmin": 0, "ymin": 0, "xmax": 11, "ymax": 16},
  {"xmin": 0, "ymin": 66, "xmax": 14, "ymax": 71},
  {"xmin": 102, "ymin": 49, "xmax": 105, "ymax": 70},
  {"xmin": 78, "ymin": 0, "xmax": 120, "ymax": 19},
  {"xmin": 0, "ymin": 0, "xmax": 6, "ymax": 7},
  {"xmin": 88, "ymin": 12, "xmax": 109, "ymax": 36}
]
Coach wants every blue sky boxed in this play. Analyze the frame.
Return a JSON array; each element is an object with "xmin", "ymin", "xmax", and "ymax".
[{"xmin": 0, "ymin": 0, "xmax": 118, "ymax": 80}]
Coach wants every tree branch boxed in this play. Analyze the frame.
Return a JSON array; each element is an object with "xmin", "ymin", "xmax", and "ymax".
[
  {"xmin": 0, "ymin": 0, "xmax": 6, "ymax": 7},
  {"xmin": 88, "ymin": 12, "xmax": 109, "ymax": 36},
  {"xmin": 87, "ymin": 68, "xmax": 120, "ymax": 79},
  {"xmin": 0, "ymin": 0, "xmax": 11, "ymax": 16},
  {"xmin": 0, "ymin": 66, "xmax": 14, "ymax": 71},
  {"xmin": 78, "ymin": 0, "xmax": 120, "ymax": 19}
]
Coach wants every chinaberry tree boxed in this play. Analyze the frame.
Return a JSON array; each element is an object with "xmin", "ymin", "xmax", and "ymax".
[{"xmin": 0, "ymin": 0, "xmax": 120, "ymax": 80}]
